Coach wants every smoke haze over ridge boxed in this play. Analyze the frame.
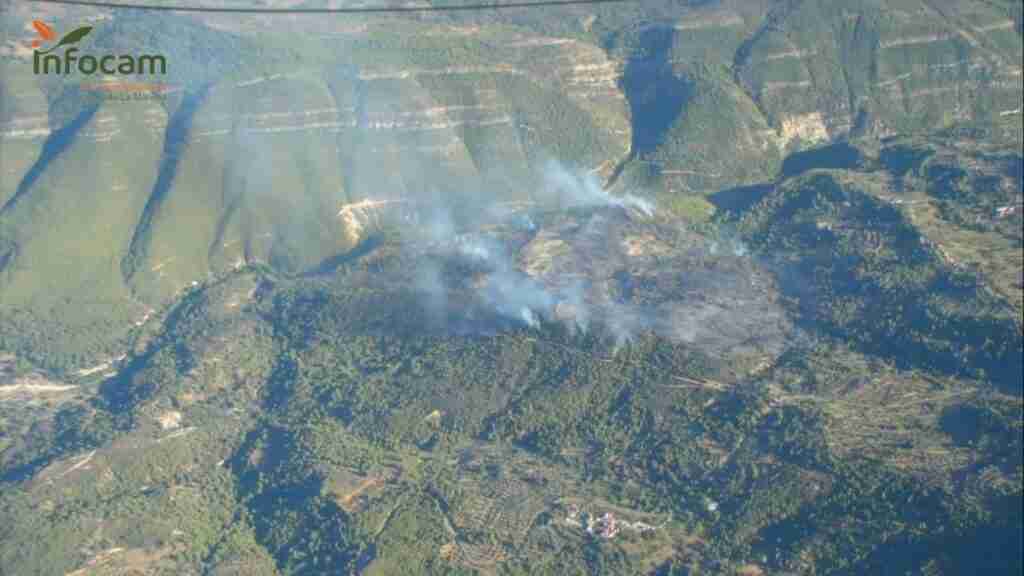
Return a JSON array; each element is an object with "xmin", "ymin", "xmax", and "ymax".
[{"xmin": 388, "ymin": 159, "xmax": 791, "ymax": 356}]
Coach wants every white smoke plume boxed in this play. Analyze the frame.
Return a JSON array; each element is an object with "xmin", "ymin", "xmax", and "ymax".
[
  {"xmin": 397, "ymin": 159, "xmax": 790, "ymax": 358},
  {"xmin": 539, "ymin": 159, "xmax": 655, "ymax": 216},
  {"xmin": 409, "ymin": 160, "xmax": 657, "ymax": 340}
]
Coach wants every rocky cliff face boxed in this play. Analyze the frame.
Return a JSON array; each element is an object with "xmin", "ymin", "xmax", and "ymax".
[
  {"xmin": 0, "ymin": 0, "xmax": 1021, "ymax": 370},
  {"xmin": 617, "ymin": 0, "xmax": 1022, "ymax": 193}
]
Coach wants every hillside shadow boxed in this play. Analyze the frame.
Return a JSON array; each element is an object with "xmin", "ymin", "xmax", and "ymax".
[
  {"xmin": 619, "ymin": 26, "xmax": 692, "ymax": 158},
  {"xmin": 2, "ymin": 96, "xmax": 100, "ymax": 215},
  {"xmin": 122, "ymin": 85, "xmax": 212, "ymax": 280},
  {"xmin": 780, "ymin": 142, "xmax": 864, "ymax": 178},
  {"xmin": 301, "ymin": 234, "xmax": 384, "ymax": 278},
  {"xmin": 709, "ymin": 183, "xmax": 774, "ymax": 216}
]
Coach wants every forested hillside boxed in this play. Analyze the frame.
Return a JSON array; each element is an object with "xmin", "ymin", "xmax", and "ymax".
[{"xmin": 0, "ymin": 0, "xmax": 1021, "ymax": 574}]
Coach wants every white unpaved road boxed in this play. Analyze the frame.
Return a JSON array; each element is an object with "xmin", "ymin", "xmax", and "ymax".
[
  {"xmin": 0, "ymin": 382, "xmax": 78, "ymax": 397},
  {"xmin": 52, "ymin": 450, "xmax": 97, "ymax": 481}
]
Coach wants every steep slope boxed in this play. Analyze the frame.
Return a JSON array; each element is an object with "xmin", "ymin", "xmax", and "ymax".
[
  {"xmin": 611, "ymin": 0, "xmax": 1022, "ymax": 192},
  {"xmin": 0, "ymin": 196, "xmax": 1019, "ymax": 575},
  {"xmin": 738, "ymin": 169, "xmax": 1022, "ymax": 394},
  {"xmin": 1, "ymin": 0, "xmax": 1021, "ymax": 376},
  {"xmin": 0, "ymin": 90, "xmax": 164, "ymax": 365},
  {"xmin": 0, "ymin": 15, "xmax": 632, "ymax": 372}
]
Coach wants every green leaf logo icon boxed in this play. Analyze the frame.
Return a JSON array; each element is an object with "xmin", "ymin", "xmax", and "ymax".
[{"xmin": 39, "ymin": 26, "xmax": 92, "ymax": 54}]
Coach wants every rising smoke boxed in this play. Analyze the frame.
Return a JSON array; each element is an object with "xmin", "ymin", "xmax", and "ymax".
[
  {"xmin": 538, "ymin": 159, "xmax": 655, "ymax": 217},
  {"xmin": 399, "ymin": 158, "xmax": 790, "ymax": 356},
  {"xmin": 408, "ymin": 159, "xmax": 658, "ymax": 345}
]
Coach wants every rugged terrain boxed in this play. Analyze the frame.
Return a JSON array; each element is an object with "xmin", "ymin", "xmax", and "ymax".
[
  {"xmin": 1, "ymin": 0, "xmax": 1021, "ymax": 371},
  {"xmin": 1, "ymin": 0, "xmax": 1022, "ymax": 574}
]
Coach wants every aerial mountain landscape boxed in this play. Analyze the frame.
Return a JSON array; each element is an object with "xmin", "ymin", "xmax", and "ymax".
[{"xmin": 0, "ymin": 0, "xmax": 1021, "ymax": 574}]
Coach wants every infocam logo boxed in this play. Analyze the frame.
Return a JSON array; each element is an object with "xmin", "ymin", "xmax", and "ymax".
[{"xmin": 31, "ymin": 20, "xmax": 167, "ymax": 76}]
